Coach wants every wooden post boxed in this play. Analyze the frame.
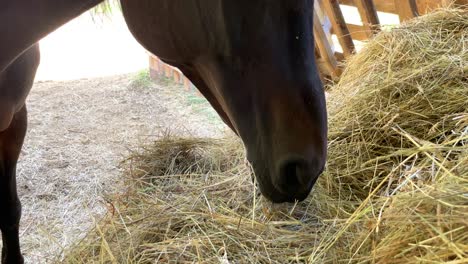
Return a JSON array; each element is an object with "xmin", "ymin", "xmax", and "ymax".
[
  {"xmin": 164, "ymin": 64, "xmax": 172, "ymax": 78},
  {"xmin": 454, "ymin": 0, "xmax": 468, "ymax": 6},
  {"xmin": 173, "ymin": 70, "xmax": 181, "ymax": 84},
  {"xmin": 313, "ymin": 9, "xmax": 341, "ymax": 78},
  {"xmin": 416, "ymin": 0, "xmax": 460, "ymax": 14},
  {"xmin": 183, "ymin": 77, "xmax": 191, "ymax": 91},
  {"xmin": 315, "ymin": 0, "xmax": 335, "ymax": 52},
  {"xmin": 148, "ymin": 56, "xmax": 156, "ymax": 79},
  {"xmin": 346, "ymin": 24, "xmax": 371, "ymax": 41},
  {"xmin": 322, "ymin": 0, "xmax": 356, "ymax": 57},
  {"xmin": 155, "ymin": 57, "xmax": 162, "ymax": 74},
  {"xmin": 354, "ymin": 0, "xmax": 381, "ymax": 37},
  {"xmin": 395, "ymin": 0, "xmax": 419, "ymax": 22}
]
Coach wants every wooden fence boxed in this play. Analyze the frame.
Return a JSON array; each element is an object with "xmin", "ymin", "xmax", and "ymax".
[
  {"xmin": 313, "ymin": 0, "xmax": 465, "ymax": 79},
  {"xmin": 149, "ymin": 0, "xmax": 465, "ymax": 86},
  {"xmin": 149, "ymin": 56, "xmax": 195, "ymax": 92}
]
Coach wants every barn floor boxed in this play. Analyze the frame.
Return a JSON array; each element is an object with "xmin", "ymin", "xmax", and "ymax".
[{"xmin": 14, "ymin": 73, "xmax": 227, "ymax": 263}]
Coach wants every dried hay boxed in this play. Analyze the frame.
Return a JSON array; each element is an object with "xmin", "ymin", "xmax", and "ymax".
[{"xmin": 63, "ymin": 9, "xmax": 467, "ymax": 263}]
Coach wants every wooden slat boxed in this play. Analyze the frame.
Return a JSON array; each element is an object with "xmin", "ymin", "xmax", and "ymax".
[
  {"xmin": 315, "ymin": 58, "xmax": 329, "ymax": 83},
  {"xmin": 346, "ymin": 24, "xmax": 371, "ymax": 41},
  {"xmin": 334, "ymin": 52, "xmax": 345, "ymax": 62},
  {"xmin": 154, "ymin": 56, "xmax": 163, "ymax": 73},
  {"xmin": 164, "ymin": 64, "xmax": 172, "ymax": 78},
  {"xmin": 173, "ymin": 70, "xmax": 181, "ymax": 84},
  {"xmin": 354, "ymin": 0, "xmax": 381, "ymax": 37},
  {"xmin": 148, "ymin": 56, "xmax": 155, "ymax": 71},
  {"xmin": 454, "ymin": 0, "xmax": 468, "ymax": 6},
  {"xmin": 354, "ymin": 0, "xmax": 381, "ymax": 30},
  {"xmin": 395, "ymin": 0, "xmax": 419, "ymax": 22},
  {"xmin": 149, "ymin": 56, "xmax": 158, "ymax": 79},
  {"xmin": 183, "ymin": 77, "xmax": 191, "ymax": 91},
  {"xmin": 415, "ymin": 0, "xmax": 457, "ymax": 14},
  {"xmin": 315, "ymin": 0, "xmax": 336, "ymax": 53},
  {"xmin": 322, "ymin": 0, "xmax": 356, "ymax": 57},
  {"xmin": 313, "ymin": 9, "xmax": 341, "ymax": 78},
  {"xmin": 339, "ymin": 0, "xmax": 396, "ymax": 13}
]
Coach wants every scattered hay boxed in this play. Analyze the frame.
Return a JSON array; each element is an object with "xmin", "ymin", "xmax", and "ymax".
[{"xmin": 63, "ymin": 9, "xmax": 467, "ymax": 263}]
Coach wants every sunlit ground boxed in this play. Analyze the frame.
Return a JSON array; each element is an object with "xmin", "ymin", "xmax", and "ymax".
[{"xmin": 35, "ymin": 11, "xmax": 148, "ymax": 81}]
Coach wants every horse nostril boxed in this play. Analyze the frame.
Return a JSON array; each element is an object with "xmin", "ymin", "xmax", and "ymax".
[
  {"xmin": 281, "ymin": 160, "xmax": 308, "ymax": 185},
  {"xmin": 277, "ymin": 158, "xmax": 312, "ymax": 193}
]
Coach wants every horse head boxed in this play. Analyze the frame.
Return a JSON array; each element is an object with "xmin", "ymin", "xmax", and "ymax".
[{"xmin": 123, "ymin": 0, "xmax": 328, "ymax": 203}]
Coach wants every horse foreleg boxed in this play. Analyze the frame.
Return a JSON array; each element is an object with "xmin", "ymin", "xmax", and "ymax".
[
  {"xmin": 0, "ymin": 43, "xmax": 39, "ymax": 264},
  {"xmin": 0, "ymin": 106, "xmax": 27, "ymax": 264}
]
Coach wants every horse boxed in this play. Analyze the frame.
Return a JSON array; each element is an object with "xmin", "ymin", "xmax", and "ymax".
[{"xmin": 0, "ymin": 0, "xmax": 327, "ymax": 262}]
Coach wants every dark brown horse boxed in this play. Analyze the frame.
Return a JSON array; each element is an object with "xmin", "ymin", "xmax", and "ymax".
[{"xmin": 0, "ymin": 0, "xmax": 327, "ymax": 262}]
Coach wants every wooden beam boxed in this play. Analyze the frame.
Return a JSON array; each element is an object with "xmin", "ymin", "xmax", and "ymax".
[
  {"xmin": 315, "ymin": 0, "xmax": 336, "ymax": 53},
  {"xmin": 322, "ymin": 0, "xmax": 356, "ymax": 57},
  {"xmin": 339, "ymin": 0, "xmax": 396, "ymax": 13},
  {"xmin": 415, "ymin": 0, "xmax": 459, "ymax": 14},
  {"xmin": 395, "ymin": 0, "xmax": 419, "ymax": 22},
  {"xmin": 315, "ymin": 58, "xmax": 330, "ymax": 82},
  {"xmin": 346, "ymin": 24, "xmax": 371, "ymax": 41},
  {"xmin": 313, "ymin": 9, "xmax": 341, "ymax": 78},
  {"xmin": 173, "ymin": 70, "xmax": 181, "ymax": 84},
  {"xmin": 149, "ymin": 55, "xmax": 164, "ymax": 78},
  {"xmin": 354, "ymin": 0, "xmax": 381, "ymax": 37},
  {"xmin": 163, "ymin": 64, "xmax": 172, "ymax": 78},
  {"xmin": 454, "ymin": 0, "xmax": 468, "ymax": 6},
  {"xmin": 334, "ymin": 52, "xmax": 345, "ymax": 62},
  {"xmin": 183, "ymin": 77, "xmax": 191, "ymax": 91}
]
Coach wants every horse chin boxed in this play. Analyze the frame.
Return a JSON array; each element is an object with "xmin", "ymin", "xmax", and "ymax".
[
  {"xmin": 259, "ymin": 183, "xmax": 312, "ymax": 203},
  {"xmin": 253, "ymin": 172, "xmax": 314, "ymax": 204}
]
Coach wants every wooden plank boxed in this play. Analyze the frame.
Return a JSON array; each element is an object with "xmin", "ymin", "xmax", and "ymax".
[
  {"xmin": 334, "ymin": 52, "xmax": 345, "ymax": 62},
  {"xmin": 354, "ymin": 0, "xmax": 381, "ymax": 36},
  {"xmin": 148, "ymin": 56, "xmax": 155, "ymax": 70},
  {"xmin": 322, "ymin": 0, "xmax": 356, "ymax": 57},
  {"xmin": 314, "ymin": 45, "xmax": 321, "ymax": 59},
  {"xmin": 454, "ymin": 0, "xmax": 468, "ymax": 6},
  {"xmin": 149, "ymin": 56, "xmax": 158, "ymax": 80},
  {"xmin": 416, "ymin": 0, "xmax": 458, "ymax": 14},
  {"xmin": 316, "ymin": 57, "xmax": 344, "ymax": 82},
  {"xmin": 173, "ymin": 70, "xmax": 181, "ymax": 84},
  {"xmin": 154, "ymin": 56, "xmax": 162, "ymax": 73},
  {"xmin": 315, "ymin": 58, "xmax": 329, "ymax": 83},
  {"xmin": 149, "ymin": 55, "xmax": 162, "ymax": 77},
  {"xmin": 313, "ymin": 9, "xmax": 341, "ymax": 78},
  {"xmin": 183, "ymin": 77, "xmax": 191, "ymax": 91},
  {"xmin": 395, "ymin": 0, "xmax": 419, "ymax": 22},
  {"xmin": 346, "ymin": 24, "xmax": 371, "ymax": 41},
  {"xmin": 315, "ymin": 0, "xmax": 336, "ymax": 53},
  {"xmin": 339, "ymin": 0, "xmax": 396, "ymax": 13},
  {"xmin": 164, "ymin": 64, "xmax": 172, "ymax": 78}
]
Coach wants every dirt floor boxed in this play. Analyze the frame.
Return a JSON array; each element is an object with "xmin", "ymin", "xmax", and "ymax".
[{"xmin": 15, "ymin": 73, "xmax": 227, "ymax": 263}]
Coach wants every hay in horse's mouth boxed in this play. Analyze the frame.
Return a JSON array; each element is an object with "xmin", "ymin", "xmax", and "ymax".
[{"xmin": 63, "ymin": 8, "xmax": 467, "ymax": 263}]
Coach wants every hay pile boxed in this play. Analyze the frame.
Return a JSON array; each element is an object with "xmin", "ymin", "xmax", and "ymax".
[{"xmin": 63, "ymin": 9, "xmax": 467, "ymax": 263}]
